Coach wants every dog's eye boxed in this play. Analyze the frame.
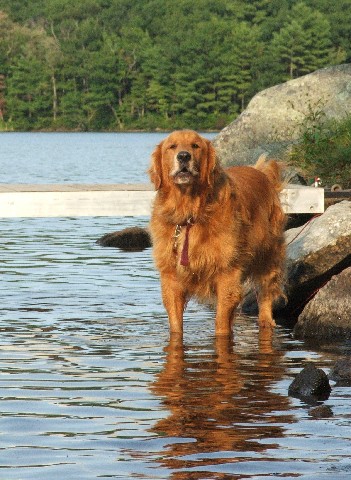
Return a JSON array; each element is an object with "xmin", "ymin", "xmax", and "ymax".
[
  {"xmin": 192, "ymin": 143, "xmax": 200, "ymax": 149},
  {"xmin": 169, "ymin": 144, "xmax": 177, "ymax": 150}
]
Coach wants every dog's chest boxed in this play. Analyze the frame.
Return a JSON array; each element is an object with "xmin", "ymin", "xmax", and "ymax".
[{"xmin": 173, "ymin": 223, "xmax": 236, "ymax": 276}]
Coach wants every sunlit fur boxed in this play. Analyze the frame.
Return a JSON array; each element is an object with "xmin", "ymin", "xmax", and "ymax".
[{"xmin": 148, "ymin": 130, "xmax": 286, "ymax": 336}]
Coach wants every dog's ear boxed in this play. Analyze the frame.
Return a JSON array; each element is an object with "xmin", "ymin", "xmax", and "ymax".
[
  {"xmin": 203, "ymin": 139, "xmax": 218, "ymax": 188},
  {"xmin": 148, "ymin": 141, "xmax": 163, "ymax": 190}
]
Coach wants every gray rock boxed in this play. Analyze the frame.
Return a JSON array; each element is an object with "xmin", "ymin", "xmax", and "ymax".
[
  {"xmin": 288, "ymin": 363, "xmax": 331, "ymax": 401},
  {"xmin": 282, "ymin": 201, "xmax": 351, "ymax": 315},
  {"xmin": 294, "ymin": 267, "xmax": 351, "ymax": 339},
  {"xmin": 97, "ymin": 227, "xmax": 151, "ymax": 251},
  {"xmin": 286, "ymin": 201, "xmax": 351, "ymax": 280},
  {"xmin": 213, "ymin": 64, "xmax": 351, "ymax": 166},
  {"xmin": 329, "ymin": 357, "xmax": 351, "ymax": 385}
]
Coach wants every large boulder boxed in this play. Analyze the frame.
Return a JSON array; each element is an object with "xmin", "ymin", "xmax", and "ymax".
[
  {"xmin": 283, "ymin": 201, "xmax": 351, "ymax": 317},
  {"xmin": 294, "ymin": 267, "xmax": 351, "ymax": 339},
  {"xmin": 213, "ymin": 64, "xmax": 351, "ymax": 166}
]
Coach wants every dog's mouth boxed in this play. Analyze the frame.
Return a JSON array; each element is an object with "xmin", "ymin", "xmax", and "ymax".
[{"xmin": 173, "ymin": 166, "xmax": 196, "ymax": 184}]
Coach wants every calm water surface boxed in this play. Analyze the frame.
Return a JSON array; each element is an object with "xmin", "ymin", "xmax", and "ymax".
[
  {"xmin": 0, "ymin": 133, "xmax": 351, "ymax": 479},
  {"xmin": 0, "ymin": 132, "xmax": 169, "ymax": 184}
]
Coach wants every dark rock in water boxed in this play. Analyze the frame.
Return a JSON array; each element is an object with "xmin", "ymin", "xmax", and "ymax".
[
  {"xmin": 309, "ymin": 405, "xmax": 333, "ymax": 418},
  {"xmin": 288, "ymin": 363, "xmax": 331, "ymax": 401},
  {"xmin": 97, "ymin": 227, "xmax": 152, "ymax": 251},
  {"xmin": 329, "ymin": 357, "xmax": 351, "ymax": 385},
  {"xmin": 294, "ymin": 267, "xmax": 351, "ymax": 339}
]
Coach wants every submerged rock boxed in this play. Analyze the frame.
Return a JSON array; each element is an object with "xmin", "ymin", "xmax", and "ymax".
[
  {"xmin": 288, "ymin": 363, "xmax": 331, "ymax": 401},
  {"xmin": 329, "ymin": 357, "xmax": 351, "ymax": 385},
  {"xmin": 97, "ymin": 227, "xmax": 151, "ymax": 251},
  {"xmin": 309, "ymin": 405, "xmax": 333, "ymax": 418},
  {"xmin": 294, "ymin": 267, "xmax": 351, "ymax": 339}
]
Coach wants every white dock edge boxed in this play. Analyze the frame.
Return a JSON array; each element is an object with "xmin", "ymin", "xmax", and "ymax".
[
  {"xmin": 280, "ymin": 184, "xmax": 324, "ymax": 214},
  {"xmin": 0, "ymin": 184, "xmax": 324, "ymax": 218}
]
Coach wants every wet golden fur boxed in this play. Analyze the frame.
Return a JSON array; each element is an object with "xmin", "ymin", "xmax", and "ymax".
[{"xmin": 148, "ymin": 130, "xmax": 286, "ymax": 335}]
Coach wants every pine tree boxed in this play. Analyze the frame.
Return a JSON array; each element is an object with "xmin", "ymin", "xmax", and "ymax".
[
  {"xmin": 7, "ymin": 57, "xmax": 52, "ymax": 129},
  {"xmin": 270, "ymin": 2, "xmax": 333, "ymax": 79}
]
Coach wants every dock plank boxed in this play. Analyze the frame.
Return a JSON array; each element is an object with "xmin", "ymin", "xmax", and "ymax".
[{"xmin": 0, "ymin": 184, "xmax": 324, "ymax": 218}]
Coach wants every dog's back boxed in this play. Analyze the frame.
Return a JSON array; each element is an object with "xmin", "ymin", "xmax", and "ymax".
[
  {"xmin": 225, "ymin": 158, "xmax": 285, "ymax": 229},
  {"xmin": 254, "ymin": 155, "xmax": 285, "ymax": 193}
]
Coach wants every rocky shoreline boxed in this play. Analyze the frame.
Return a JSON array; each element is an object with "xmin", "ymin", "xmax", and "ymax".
[{"xmin": 279, "ymin": 200, "xmax": 351, "ymax": 338}]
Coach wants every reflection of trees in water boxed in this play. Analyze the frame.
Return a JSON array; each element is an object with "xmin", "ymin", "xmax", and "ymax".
[{"xmin": 150, "ymin": 326, "xmax": 294, "ymax": 475}]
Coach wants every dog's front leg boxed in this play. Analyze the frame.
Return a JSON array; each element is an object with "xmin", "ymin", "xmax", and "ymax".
[
  {"xmin": 160, "ymin": 272, "xmax": 187, "ymax": 335},
  {"xmin": 215, "ymin": 270, "xmax": 242, "ymax": 335}
]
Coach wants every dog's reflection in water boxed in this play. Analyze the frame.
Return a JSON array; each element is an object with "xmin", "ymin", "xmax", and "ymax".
[{"xmin": 150, "ymin": 327, "xmax": 293, "ymax": 471}]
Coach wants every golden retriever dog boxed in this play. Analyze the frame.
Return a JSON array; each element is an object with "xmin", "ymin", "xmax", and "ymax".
[{"xmin": 148, "ymin": 130, "xmax": 286, "ymax": 335}]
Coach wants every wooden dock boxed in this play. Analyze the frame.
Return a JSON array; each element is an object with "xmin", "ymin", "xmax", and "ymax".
[{"xmin": 0, "ymin": 183, "xmax": 324, "ymax": 218}]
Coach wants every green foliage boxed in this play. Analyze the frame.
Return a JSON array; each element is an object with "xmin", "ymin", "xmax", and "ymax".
[
  {"xmin": 289, "ymin": 106, "xmax": 351, "ymax": 188},
  {"xmin": 0, "ymin": 0, "xmax": 349, "ymax": 130},
  {"xmin": 270, "ymin": 3, "xmax": 332, "ymax": 79}
]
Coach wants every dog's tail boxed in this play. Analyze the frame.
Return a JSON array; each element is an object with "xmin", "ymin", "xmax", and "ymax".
[{"xmin": 254, "ymin": 155, "xmax": 285, "ymax": 193}]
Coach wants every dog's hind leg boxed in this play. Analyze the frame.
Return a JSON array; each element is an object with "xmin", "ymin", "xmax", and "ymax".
[{"xmin": 256, "ymin": 269, "xmax": 283, "ymax": 328}]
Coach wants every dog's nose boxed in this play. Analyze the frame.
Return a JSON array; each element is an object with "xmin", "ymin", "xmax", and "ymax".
[{"xmin": 177, "ymin": 151, "xmax": 191, "ymax": 163}]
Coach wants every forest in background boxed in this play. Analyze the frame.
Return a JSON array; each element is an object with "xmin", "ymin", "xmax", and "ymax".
[{"xmin": 0, "ymin": 0, "xmax": 350, "ymax": 131}]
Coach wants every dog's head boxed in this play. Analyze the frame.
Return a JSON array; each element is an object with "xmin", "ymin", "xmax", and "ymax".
[{"xmin": 149, "ymin": 130, "xmax": 217, "ymax": 190}]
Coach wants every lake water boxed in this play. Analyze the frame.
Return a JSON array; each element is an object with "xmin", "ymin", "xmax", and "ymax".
[
  {"xmin": 0, "ymin": 132, "xmax": 169, "ymax": 184},
  {"xmin": 0, "ymin": 133, "xmax": 351, "ymax": 479}
]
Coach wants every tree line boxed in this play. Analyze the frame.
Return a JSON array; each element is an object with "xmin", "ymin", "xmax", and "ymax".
[{"xmin": 0, "ymin": 0, "xmax": 350, "ymax": 131}]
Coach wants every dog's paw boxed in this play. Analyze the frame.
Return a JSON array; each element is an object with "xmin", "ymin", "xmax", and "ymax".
[{"xmin": 258, "ymin": 315, "xmax": 276, "ymax": 329}]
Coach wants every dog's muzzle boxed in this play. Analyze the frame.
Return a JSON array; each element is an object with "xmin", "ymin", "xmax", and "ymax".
[{"xmin": 173, "ymin": 151, "xmax": 197, "ymax": 185}]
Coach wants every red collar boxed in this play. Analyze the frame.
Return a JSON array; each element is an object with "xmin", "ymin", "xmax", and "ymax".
[{"xmin": 173, "ymin": 217, "xmax": 195, "ymax": 266}]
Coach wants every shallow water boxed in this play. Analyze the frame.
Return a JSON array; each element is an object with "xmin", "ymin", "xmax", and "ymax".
[
  {"xmin": 0, "ymin": 133, "xmax": 351, "ymax": 478},
  {"xmin": 0, "ymin": 216, "xmax": 351, "ymax": 479}
]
